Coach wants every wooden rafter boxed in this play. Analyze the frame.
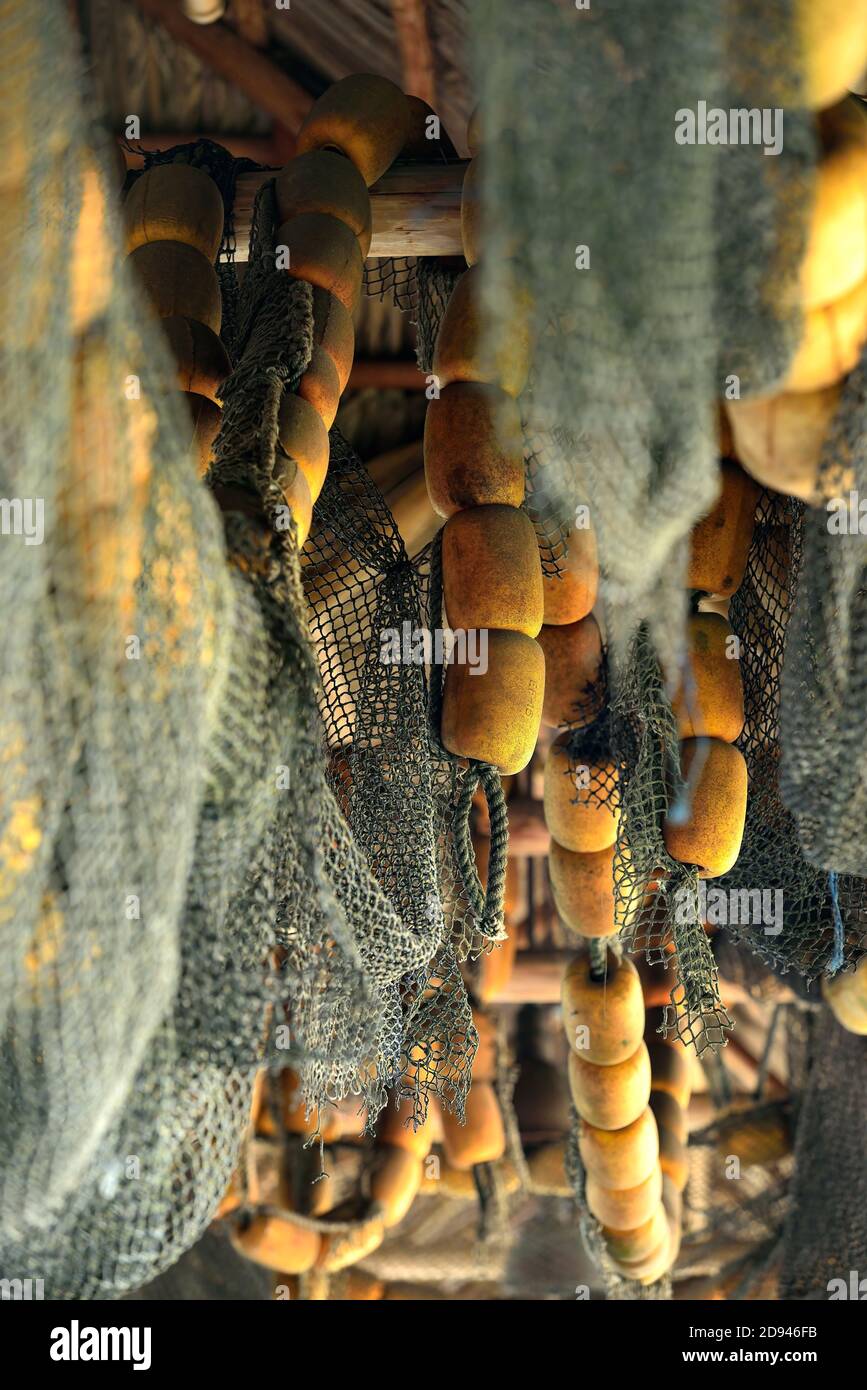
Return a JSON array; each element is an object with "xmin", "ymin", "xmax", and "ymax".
[
  {"xmin": 348, "ymin": 361, "xmax": 427, "ymax": 391},
  {"xmin": 131, "ymin": 0, "xmax": 313, "ymax": 130},
  {"xmin": 225, "ymin": 0, "xmax": 268, "ymax": 49},
  {"xmin": 389, "ymin": 0, "xmax": 437, "ymax": 105}
]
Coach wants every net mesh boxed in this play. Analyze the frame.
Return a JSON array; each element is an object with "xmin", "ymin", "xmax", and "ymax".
[
  {"xmin": 557, "ymin": 486, "xmax": 867, "ymax": 1055},
  {"xmin": 686, "ymin": 1095, "xmax": 794, "ymax": 1293},
  {"xmin": 364, "ymin": 256, "xmax": 420, "ymax": 319},
  {"xmin": 0, "ymin": 3, "xmax": 485, "ymax": 1297},
  {"xmin": 414, "ymin": 257, "xmax": 463, "ymax": 374},
  {"xmin": 720, "ymin": 492, "xmax": 867, "ymax": 979},
  {"xmin": 493, "ymin": 0, "xmax": 867, "ymax": 1042},
  {"xmin": 464, "ymin": 0, "xmax": 867, "ymax": 1299},
  {"xmin": 469, "ymin": 0, "xmax": 816, "ymax": 667},
  {"xmin": 0, "ymin": 3, "xmax": 251, "ymax": 1294},
  {"xmin": 780, "ymin": 350, "xmax": 867, "ymax": 881},
  {"xmin": 778, "ymin": 1007, "xmax": 867, "ymax": 1298}
]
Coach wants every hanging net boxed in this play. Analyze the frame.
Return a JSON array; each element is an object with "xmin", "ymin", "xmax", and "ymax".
[
  {"xmin": 777, "ymin": 1007, "xmax": 867, "ymax": 1298},
  {"xmin": 0, "ymin": 1, "xmax": 487, "ymax": 1298},
  {"xmin": 465, "ymin": 0, "xmax": 867, "ymax": 1054},
  {"xmin": 780, "ymin": 350, "xmax": 867, "ymax": 881},
  {"xmin": 469, "ymin": 0, "xmax": 816, "ymax": 665}
]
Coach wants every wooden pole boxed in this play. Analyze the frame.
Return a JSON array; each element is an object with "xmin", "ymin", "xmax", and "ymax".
[{"xmin": 232, "ymin": 161, "xmax": 467, "ymax": 261}]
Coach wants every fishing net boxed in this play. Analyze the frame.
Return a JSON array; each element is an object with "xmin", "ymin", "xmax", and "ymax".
[
  {"xmin": 494, "ymin": 0, "xmax": 867, "ymax": 1041},
  {"xmin": 523, "ymin": 422, "xmax": 576, "ymax": 581},
  {"xmin": 0, "ymin": 1, "xmax": 486, "ymax": 1298},
  {"xmin": 780, "ymin": 350, "xmax": 867, "ymax": 880},
  {"xmin": 556, "ymin": 474, "xmax": 867, "ymax": 1289},
  {"xmin": 557, "ymin": 483, "xmax": 867, "ymax": 1056},
  {"xmin": 720, "ymin": 491, "xmax": 867, "ymax": 979},
  {"xmin": 469, "ymin": 0, "xmax": 816, "ymax": 665},
  {"xmin": 0, "ymin": 1, "xmax": 248, "ymax": 1295},
  {"xmin": 298, "ymin": 424, "xmax": 505, "ymax": 1121},
  {"xmin": 461, "ymin": 5, "xmax": 867, "ymax": 1307},
  {"xmin": 364, "ymin": 257, "xmax": 420, "ymax": 318},
  {"xmin": 685, "ymin": 1094, "xmax": 795, "ymax": 1297},
  {"xmin": 415, "ymin": 257, "xmax": 463, "ymax": 374},
  {"xmin": 778, "ymin": 1007, "xmax": 867, "ymax": 1298}
]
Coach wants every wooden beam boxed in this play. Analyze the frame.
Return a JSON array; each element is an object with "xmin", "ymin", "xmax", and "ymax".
[
  {"xmin": 232, "ymin": 160, "xmax": 467, "ymax": 260},
  {"xmin": 348, "ymin": 361, "xmax": 428, "ymax": 391},
  {"xmin": 390, "ymin": 0, "xmax": 437, "ymax": 105},
  {"xmin": 131, "ymin": 0, "xmax": 313, "ymax": 130},
  {"xmin": 225, "ymin": 0, "xmax": 268, "ymax": 48},
  {"xmin": 364, "ymin": 441, "xmax": 422, "ymax": 493},
  {"xmin": 385, "ymin": 469, "xmax": 441, "ymax": 557}
]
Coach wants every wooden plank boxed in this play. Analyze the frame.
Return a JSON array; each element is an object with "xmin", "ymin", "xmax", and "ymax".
[{"xmin": 232, "ymin": 161, "xmax": 467, "ymax": 261}]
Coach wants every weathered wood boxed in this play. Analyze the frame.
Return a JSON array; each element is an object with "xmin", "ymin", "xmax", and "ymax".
[
  {"xmin": 224, "ymin": 0, "xmax": 268, "ymax": 48},
  {"xmin": 132, "ymin": 0, "xmax": 314, "ymax": 129},
  {"xmin": 473, "ymin": 796, "xmax": 549, "ymax": 857},
  {"xmin": 390, "ymin": 0, "xmax": 437, "ymax": 106},
  {"xmin": 232, "ymin": 161, "xmax": 467, "ymax": 261}
]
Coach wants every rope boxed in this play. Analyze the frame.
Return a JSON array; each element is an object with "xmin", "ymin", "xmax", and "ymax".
[
  {"xmin": 426, "ymin": 530, "xmax": 509, "ymax": 942},
  {"xmin": 452, "ymin": 765, "xmax": 509, "ymax": 942},
  {"xmin": 588, "ymin": 936, "xmax": 608, "ymax": 978},
  {"xmin": 827, "ymin": 870, "xmax": 846, "ymax": 974}
]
